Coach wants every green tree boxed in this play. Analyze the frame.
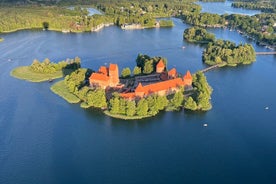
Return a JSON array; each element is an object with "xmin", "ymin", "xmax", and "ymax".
[
  {"xmin": 136, "ymin": 99, "xmax": 148, "ymax": 116},
  {"xmin": 147, "ymin": 96, "xmax": 159, "ymax": 115},
  {"xmin": 184, "ymin": 97, "xmax": 197, "ymax": 110},
  {"xmin": 171, "ymin": 91, "xmax": 184, "ymax": 110},
  {"xmin": 143, "ymin": 60, "xmax": 154, "ymax": 74},
  {"xmin": 121, "ymin": 67, "xmax": 131, "ymax": 78},
  {"xmin": 133, "ymin": 66, "xmax": 141, "ymax": 76},
  {"xmin": 42, "ymin": 21, "xmax": 49, "ymax": 29},
  {"xmin": 156, "ymin": 95, "xmax": 168, "ymax": 110},
  {"xmin": 126, "ymin": 100, "xmax": 136, "ymax": 117},
  {"xmin": 119, "ymin": 98, "xmax": 126, "ymax": 115},
  {"xmin": 109, "ymin": 95, "xmax": 120, "ymax": 114}
]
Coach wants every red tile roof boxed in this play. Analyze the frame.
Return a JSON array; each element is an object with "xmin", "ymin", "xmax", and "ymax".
[
  {"xmin": 156, "ymin": 59, "xmax": 165, "ymax": 68},
  {"xmin": 99, "ymin": 66, "xmax": 108, "ymax": 75},
  {"xmin": 168, "ymin": 68, "xmax": 177, "ymax": 77},
  {"xmin": 184, "ymin": 70, "xmax": 192, "ymax": 79},
  {"xmin": 144, "ymin": 78, "xmax": 183, "ymax": 94},
  {"xmin": 120, "ymin": 92, "xmax": 136, "ymax": 99},
  {"xmin": 120, "ymin": 70, "xmax": 192, "ymax": 99},
  {"xmin": 89, "ymin": 73, "xmax": 109, "ymax": 82},
  {"xmin": 135, "ymin": 83, "xmax": 144, "ymax": 93},
  {"xmin": 109, "ymin": 63, "xmax": 118, "ymax": 71}
]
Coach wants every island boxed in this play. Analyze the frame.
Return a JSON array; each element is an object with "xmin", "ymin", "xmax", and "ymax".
[
  {"xmin": 10, "ymin": 57, "xmax": 81, "ymax": 82},
  {"xmin": 203, "ymin": 40, "xmax": 256, "ymax": 67},
  {"xmin": 183, "ymin": 26, "xmax": 256, "ymax": 67},
  {"xmin": 183, "ymin": 27, "xmax": 215, "ymax": 43},
  {"xmin": 11, "ymin": 55, "xmax": 213, "ymax": 120}
]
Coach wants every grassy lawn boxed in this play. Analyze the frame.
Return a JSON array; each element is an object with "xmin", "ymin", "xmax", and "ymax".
[
  {"xmin": 10, "ymin": 66, "xmax": 64, "ymax": 82},
  {"xmin": 50, "ymin": 80, "xmax": 80, "ymax": 104}
]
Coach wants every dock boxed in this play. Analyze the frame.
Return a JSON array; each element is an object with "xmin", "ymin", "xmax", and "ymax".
[{"xmin": 256, "ymin": 52, "xmax": 276, "ymax": 55}]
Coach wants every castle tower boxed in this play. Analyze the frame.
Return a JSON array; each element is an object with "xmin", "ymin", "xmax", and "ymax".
[
  {"xmin": 156, "ymin": 59, "xmax": 165, "ymax": 73},
  {"xmin": 183, "ymin": 70, "xmax": 192, "ymax": 86},
  {"xmin": 168, "ymin": 68, "xmax": 177, "ymax": 79},
  {"xmin": 108, "ymin": 63, "xmax": 119, "ymax": 87},
  {"xmin": 135, "ymin": 83, "xmax": 145, "ymax": 97}
]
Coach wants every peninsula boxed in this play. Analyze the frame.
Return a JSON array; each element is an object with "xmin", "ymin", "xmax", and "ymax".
[{"xmin": 11, "ymin": 55, "xmax": 213, "ymax": 120}]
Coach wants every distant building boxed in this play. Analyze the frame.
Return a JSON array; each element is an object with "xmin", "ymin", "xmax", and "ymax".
[{"xmin": 89, "ymin": 63, "xmax": 119, "ymax": 89}]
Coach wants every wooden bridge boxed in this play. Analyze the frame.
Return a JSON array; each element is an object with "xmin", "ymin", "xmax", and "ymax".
[
  {"xmin": 198, "ymin": 51, "xmax": 276, "ymax": 73},
  {"xmin": 256, "ymin": 52, "xmax": 276, "ymax": 55},
  {"xmin": 200, "ymin": 64, "xmax": 219, "ymax": 73}
]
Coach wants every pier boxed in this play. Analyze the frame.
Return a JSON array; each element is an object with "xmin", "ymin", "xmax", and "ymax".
[{"xmin": 256, "ymin": 52, "xmax": 276, "ymax": 55}]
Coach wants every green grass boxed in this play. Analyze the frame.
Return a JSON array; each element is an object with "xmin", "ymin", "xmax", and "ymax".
[
  {"xmin": 50, "ymin": 80, "xmax": 80, "ymax": 104},
  {"xmin": 104, "ymin": 110, "xmax": 153, "ymax": 120},
  {"xmin": 10, "ymin": 66, "xmax": 65, "ymax": 82}
]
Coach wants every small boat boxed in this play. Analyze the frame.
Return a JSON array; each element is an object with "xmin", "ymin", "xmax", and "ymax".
[
  {"xmin": 203, "ymin": 123, "xmax": 208, "ymax": 127},
  {"xmin": 48, "ymin": 78, "xmax": 53, "ymax": 82},
  {"xmin": 265, "ymin": 107, "xmax": 269, "ymax": 110},
  {"xmin": 182, "ymin": 46, "xmax": 186, "ymax": 49}
]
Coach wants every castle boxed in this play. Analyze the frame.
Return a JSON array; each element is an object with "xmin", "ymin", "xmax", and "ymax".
[
  {"xmin": 89, "ymin": 60, "xmax": 192, "ymax": 100},
  {"xmin": 89, "ymin": 63, "xmax": 119, "ymax": 89}
]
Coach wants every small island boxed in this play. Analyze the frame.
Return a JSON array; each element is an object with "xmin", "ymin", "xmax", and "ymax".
[
  {"xmin": 183, "ymin": 27, "xmax": 215, "ymax": 43},
  {"xmin": 11, "ymin": 54, "xmax": 213, "ymax": 120},
  {"xmin": 0, "ymin": 37, "xmax": 3, "ymax": 42},
  {"xmin": 183, "ymin": 27, "xmax": 256, "ymax": 68},
  {"xmin": 10, "ymin": 57, "xmax": 81, "ymax": 82},
  {"xmin": 203, "ymin": 40, "xmax": 256, "ymax": 67}
]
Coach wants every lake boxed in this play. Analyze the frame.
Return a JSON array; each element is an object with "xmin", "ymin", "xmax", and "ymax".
[
  {"xmin": 196, "ymin": 0, "xmax": 261, "ymax": 15},
  {"xmin": 0, "ymin": 3, "xmax": 275, "ymax": 184}
]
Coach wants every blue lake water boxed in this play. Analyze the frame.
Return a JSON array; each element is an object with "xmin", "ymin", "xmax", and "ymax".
[
  {"xmin": 0, "ymin": 4, "xmax": 275, "ymax": 184},
  {"xmin": 196, "ymin": 0, "xmax": 261, "ymax": 15}
]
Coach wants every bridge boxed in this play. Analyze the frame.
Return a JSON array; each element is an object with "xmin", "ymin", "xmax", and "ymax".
[
  {"xmin": 256, "ymin": 52, "xmax": 276, "ymax": 55},
  {"xmin": 200, "ymin": 64, "xmax": 219, "ymax": 73}
]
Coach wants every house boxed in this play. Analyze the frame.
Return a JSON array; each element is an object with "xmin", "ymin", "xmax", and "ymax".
[{"xmin": 89, "ymin": 63, "xmax": 119, "ymax": 89}]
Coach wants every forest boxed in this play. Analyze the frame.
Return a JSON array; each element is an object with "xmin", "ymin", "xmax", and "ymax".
[
  {"xmin": 30, "ymin": 57, "xmax": 81, "ymax": 74},
  {"xmin": 0, "ymin": 0, "xmax": 199, "ymax": 33},
  {"xmin": 232, "ymin": 1, "xmax": 275, "ymax": 13}
]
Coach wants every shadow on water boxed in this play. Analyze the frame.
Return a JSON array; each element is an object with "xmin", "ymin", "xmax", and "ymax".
[{"xmin": 83, "ymin": 107, "xmax": 168, "ymax": 129}]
